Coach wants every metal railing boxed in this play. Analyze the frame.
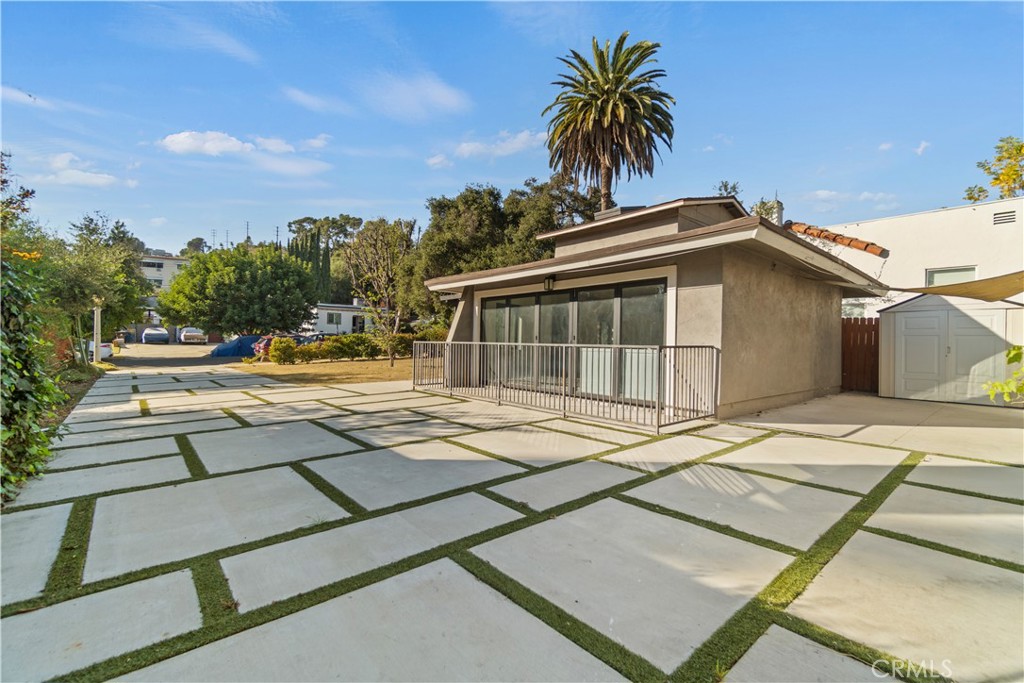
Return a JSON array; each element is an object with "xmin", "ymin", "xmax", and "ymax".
[{"xmin": 412, "ymin": 341, "xmax": 720, "ymax": 432}]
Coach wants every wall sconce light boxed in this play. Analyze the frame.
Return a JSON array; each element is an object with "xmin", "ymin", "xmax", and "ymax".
[{"xmin": 543, "ymin": 275, "xmax": 555, "ymax": 291}]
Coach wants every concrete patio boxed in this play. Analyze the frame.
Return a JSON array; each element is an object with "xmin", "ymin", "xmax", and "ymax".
[{"xmin": 1, "ymin": 367, "xmax": 1021, "ymax": 682}]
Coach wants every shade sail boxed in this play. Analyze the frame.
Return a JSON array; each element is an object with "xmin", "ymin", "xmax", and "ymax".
[{"xmin": 889, "ymin": 270, "xmax": 1024, "ymax": 302}]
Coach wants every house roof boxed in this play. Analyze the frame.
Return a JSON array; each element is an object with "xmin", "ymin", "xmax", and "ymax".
[
  {"xmin": 534, "ymin": 196, "xmax": 748, "ymax": 241},
  {"xmin": 425, "ymin": 215, "xmax": 885, "ymax": 298},
  {"xmin": 785, "ymin": 222, "xmax": 889, "ymax": 257}
]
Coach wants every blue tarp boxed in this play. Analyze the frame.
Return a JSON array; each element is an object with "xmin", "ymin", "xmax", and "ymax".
[{"xmin": 210, "ymin": 335, "xmax": 262, "ymax": 357}]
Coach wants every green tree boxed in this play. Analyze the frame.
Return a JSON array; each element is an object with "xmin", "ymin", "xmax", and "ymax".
[
  {"xmin": 288, "ymin": 213, "xmax": 362, "ymax": 250},
  {"xmin": 714, "ymin": 180, "xmax": 741, "ymax": 197},
  {"xmin": 342, "ymin": 218, "xmax": 415, "ymax": 366},
  {"xmin": 544, "ymin": 31, "xmax": 675, "ymax": 211},
  {"xmin": 158, "ymin": 245, "xmax": 318, "ymax": 335},
  {"xmin": 964, "ymin": 135, "xmax": 1024, "ymax": 202},
  {"xmin": 180, "ymin": 237, "xmax": 209, "ymax": 255}
]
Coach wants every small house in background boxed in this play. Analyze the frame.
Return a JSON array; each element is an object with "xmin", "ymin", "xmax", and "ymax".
[
  {"xmin": 307, "ymin": 300, "xmax": 372, "ymax": 335},
  {"xmin": 420, "ymin": 197, "xmax": 883, "ymax": 425}
]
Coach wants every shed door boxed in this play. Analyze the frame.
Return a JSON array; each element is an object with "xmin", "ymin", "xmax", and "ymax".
[
  {"xmin": 894, "ymin": 311, "xmax": 945, "ymax": 401},
  {"xmin": 894, "ymin": 308, "xmax": 1006, "ymax": 404}
]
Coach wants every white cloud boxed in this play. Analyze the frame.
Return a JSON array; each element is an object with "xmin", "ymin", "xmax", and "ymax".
[
  {"xmin": 253, "ymin": 136, "xmax": 295, "ymax": 154},
  {"xmin": 914, "ymin": 140, "xmax": 931, "ymax": 156},
  {"xmin": 713, "ymin": 133, "xmax": 734, "ymax": 145},
  {"xmin": 425, "ymin": 154, "xmax": 452, "ymax": 169},
  {"xmin": 158, "ymin": 131, "xmax": 255, "ymax": 156},
  {"xmin": 2, "ymin": 86, "xmax": 56, "ymax": 110},
  {"xmin": 878, "ymin": 142, "xmax": 893, "ymax": 151},
  {"xmin": 167, "ymin": 14, "xmax": 260, "ymax": 65},
  {"xmin": 1, "ymin": 86, "xmax": 101, "ymax": 115},
  {"xmin": 249, "ymin": 154, "xmax": 331, "ymax": 177},
  {"xmin": 282, "ymin": 86, "xmax": 353, "ymax": 115},
  {"xmin": 455, "ymin": 130, "xmax": 546, "ymax": 159},
  {"xmin": 125, "ymin": 179, "xmax": 140, "ymax": 189},
  {"xmin": 50, "ymin": 152, "xmax": 79, "ymax": 171},
  {"xmin": 858, "ymin": 191, "xmax": 897, "ymax": 203},
  {"xmin": 299, "ymin": 133, "xmax": 332, "ymax": 150},
  {"xmin": 358, "ymin": 71, "xmax": 470, "ymax": 123},
  {"xmin": 30, "ymin": 152, "xmax": 122, "ymax": 188},
  {"xmin": 149, "ymin": 217, "xmax": 168, "ymax": 227},
  {"xmin": 702, "ymin": 145, "xmax": 715, "ymax": 153}
]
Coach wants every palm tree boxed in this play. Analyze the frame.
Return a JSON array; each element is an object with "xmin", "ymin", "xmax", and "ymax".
[{"xmin": 543, "ymin": 32, "xmax": 675, "ymax": 212}]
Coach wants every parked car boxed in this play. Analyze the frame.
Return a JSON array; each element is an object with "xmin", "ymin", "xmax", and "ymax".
[
  {"xmin": 141, "ymin": 326, "xmax": 170, "ymax": 344},
  {"xmin": 303, "ymin": 332, "xmax": 339, "ymax": 344},
  {"xmin": 78, "ymin": 340, "xmax": 114, "ymax": 361},
  {"xmin": 178, "ymin": 327, "xmax": 208, "ymax": 344}
]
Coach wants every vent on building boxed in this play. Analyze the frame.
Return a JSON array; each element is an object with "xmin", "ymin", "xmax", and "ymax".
[{"xmin": 993, "ymin": 210, "xmax": 1017, "ymax": 225}]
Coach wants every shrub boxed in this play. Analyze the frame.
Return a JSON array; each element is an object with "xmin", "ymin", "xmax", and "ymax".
[
  {"xmin": 294, "ymin": 342, "xmax": 323, "ymax": 364},
  {"xmin": 414, "ymin": 324, "xmax": 449, "ymax": 342},
  {"xmin": 321, "ymin": 335, "xmax": 349, "ymax": 360},
  {"xmin": 1, "ymin": 249, "xmax": 67, "ymax": 498},
  {"xmin": 268, "ymin": 336, "xmax": 298, "ymax": 364},
  {"xmin": 352, "ymin": 333, "xmax": 380, "ymax": 360}
]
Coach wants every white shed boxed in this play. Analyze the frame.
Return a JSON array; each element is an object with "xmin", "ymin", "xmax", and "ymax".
[
  {"xmin": 307, "ymin": 302, "xmax": 371, "ymax": 335},
  {"xmin": 879, "ymin": 295, "xmax": 1023, "ymax": 407}
]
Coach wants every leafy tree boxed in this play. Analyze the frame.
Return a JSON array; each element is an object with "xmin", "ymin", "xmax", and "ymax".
[
  {"xmin": 1, "ymin": 151, "xmax": 35, "ymax": 227},
  {"xmin": 714, "ymin": 180, "xmax": 741, "ymax": 197},
  {"xmin": 180, "ymin": 237, "xmax": 209, "ymax": 255},
  {"xmin": 287, "ymin": 228, "xmax": 332, "ymax": 301},
  {"xmin": 544, "ymin": 31, "xmax": 675, "ymax": 211},
  {"xmin": 288, "ymin": 213, "xmax": 362, "ymax": 250},
  {"xmin": 341, "ymin": 218, "xmax": 415, "ymax": 366},
  {"xmin": 964, "ymin": 135, "xmax": 1024, "ymax": 202},
  {"xmin": 158, "ymin": 245, "xmax": 318, "ymax": 335},
  {"xmin": 985, "ymin": 345, "xmax": 1024, "ymax": 405}
]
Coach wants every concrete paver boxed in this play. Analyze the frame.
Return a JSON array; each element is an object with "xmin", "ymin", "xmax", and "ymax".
[
  {"xmin": 789, "ymin": 531, "xmax": 1024, "ymax": 683},
  {"xmin": 452, "ymin": 424, "xmax": 613, "ymax": 467},
  {"xmin": 317, "ymin": 410, "xmax": 428, "ymax": 433},
  {"xmin": 64, "ymin": 408, "xmax": 228, "ymax": 434},
  {"xmin": 712, "ymin": 434, "xmax": 907, "ymax": 493},
  {"xmin": 490, "ymin": 460, "xmax": 643, "ymax": 511},
  {"xmin": 539, "ymin": 419, "xmax": 650, "ymax": 445},
  {"xmin": 123, "ymin": 560, "xmax": 623, "ymax": 682},
  {"xmin": 47, "ymin": 437, "xmax": 180, "ymax": 469},
  {"xmin": 906, "ymin": 454, "xmax": 1024, "ymax": 500},
  {"xmin": 52, "ymin": 416, "xmax": 239, "ymax": 449},
  {"xmin": 627, "ymin": 463, "xmax": 860, "ymax": 549},
  {"xmin": 1, "ymin": 504, "xmax": 71, "ymax": 605},
  {"xmin": 343, "ymin": 395, "xmax": 461, "ymax": 413},
  {"xmin": 725, "ymin": 625, "xmax": 894, "ymax": 682},
  {"xmin": 144, "ymin": 391, "xmax": 255, "ymax": 411},
  {"xmin": 0, "ymin": 571, "xmax": 201, "ymax": 682},
  {"xmin": 190, "ymin": 421, "xmax": 361, "ymax": 474},
  {"xmin": 415, "ymin": 401, "xmax": 557, "ymax": 429},
  {"xmin": 84, "ymin": 469, "xmax": 348, "ymax": 582},
  {"xmin": 64, "ymin": 401, "xmax": 142, "ymax": 424},
  {"xmin": 253, "ymin": 388, "xmax": 361, "ymax": 404},
  {"xmin": 348, "ymin": 418, "xmax": 476, "ymax": 447},
  {"xmin": 600, "ymin": 434, "xmax": 726, "ymax": 471},
  {"xmin": 697, "ymin": 424, "xmax": 768, "ymax": 443},
  {"xmin": 135, "ymin": 379, "xmax": 220, "ymax": 393},
  {"xmin": 869, "ymin": 484, "xmax": 1024, "ymax": 564},
  {"xmin": 320, "ymin": 391, "xmax": 425, "ymax": 407},
  {"xmin": 11, "ymin": 456, "xmax": 191, "ymax": 507},
  {"xmin": 329, "ymin": 380, "xmax": 414, "ymax": 394},
  {"xmin": 221, "ymin": 493, "xmax": 521, "ymax": 611},
  {"xmin": 307, "ymin": 442, "xmax": 524, "ymax": 509},
  {"xmin": 228, "ymin": 400, "xmax": 345, "ymax": 426},
  {"xmin": 473, "ymin": 498, "xmax": 792, "ymax": 672}
]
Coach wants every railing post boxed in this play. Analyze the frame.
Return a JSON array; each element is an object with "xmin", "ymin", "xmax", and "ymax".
[
  {"xmin": 656, "ymin": 347, "xmax": 663, "ymax": 434},
  {"xmin": 496, "ymin": 343, "xmax": 503, "ymax": 406}
]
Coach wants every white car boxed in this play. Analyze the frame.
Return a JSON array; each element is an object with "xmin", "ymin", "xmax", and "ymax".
[
  {"xmin": 178, "ymin": 327, "xmax": 208, "ymax": 344},
  {"xmin": 83, "ymin": 341, "xmax": 114, "ymax": 360}
]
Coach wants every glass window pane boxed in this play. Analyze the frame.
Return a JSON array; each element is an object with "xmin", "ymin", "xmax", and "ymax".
[
  {"xmin": 620, "ymin": 282, "xmax": 666, "ymax": 346},
  {"xmin": 481, "ymin": 299, "xmax": 507, "ymax": 342},
  {"xmin": 539, "ymin": 292, "xmax": 571, "ymax": 344},
  {"xmin": 926, "ymin": 267, "xmax": 976, "ymax": 286},
  {"xmin": 577, "ymin": 288, "xmax": 615, "ymax": 345},
  {"xmin": 508, "ymin": 296, "xmax": 536, "ymax": 344}
]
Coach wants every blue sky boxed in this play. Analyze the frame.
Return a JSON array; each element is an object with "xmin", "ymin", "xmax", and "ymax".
[{"xmin": 2, "ymin": 2, "xmax": 1022, "ymax": 252}]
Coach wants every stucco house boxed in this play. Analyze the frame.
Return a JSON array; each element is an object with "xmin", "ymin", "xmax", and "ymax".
[
  {"xmin": 306, "ymin": 301, "xmax": 372, "ymax": 335},
  {"xmin": 418, "ymin": 197, "xmax": 882, "ymax": 426}
]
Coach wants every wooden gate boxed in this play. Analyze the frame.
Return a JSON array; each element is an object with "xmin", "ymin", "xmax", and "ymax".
[{"xmin": 842, "ymin": 318, "xmax": 879, "ymax": 392}]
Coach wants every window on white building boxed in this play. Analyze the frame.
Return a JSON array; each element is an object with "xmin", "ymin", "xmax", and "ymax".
[
  {"xmin": 353, "ymin": 315, "xmax": 365, "ymax": 333},
  {"xmin": 147, "ymin": 278, "xmax": 163, "ymax": 287},
  {"xmin": 925, "ymin": 266, "xmax": 976, "ymax": 287},
  {"xmin": 326, "ymin": 312, "xmax": 342, "ymax": 325}
]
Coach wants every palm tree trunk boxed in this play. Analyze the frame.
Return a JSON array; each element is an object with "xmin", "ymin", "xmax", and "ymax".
[{"xmin": 600, "ymin": 165, "xmax": 613, "ymax": 211}]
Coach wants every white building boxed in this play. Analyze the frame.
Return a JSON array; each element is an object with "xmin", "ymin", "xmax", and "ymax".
[
  {"xmin": 140, "ymin": 252, "xmax": 190, "ymax": 292},
  {"xmin": 306, "ymin": 301, "xmax": 373, "ymax": 335},
  {"xmin": 824, "ymin": 197, "xmax": 1023, "ymax": 317}
]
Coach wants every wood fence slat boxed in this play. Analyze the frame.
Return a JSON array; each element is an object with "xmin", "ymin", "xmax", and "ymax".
[{"xmin": 841, "ymin": 317, "xmax": 879, "ymax": 392}]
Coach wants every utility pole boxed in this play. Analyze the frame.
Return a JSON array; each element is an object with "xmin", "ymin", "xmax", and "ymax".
[
  {"xmin": 212, "ymin": 228, "xmax": 217, "ymax": 249},
  {"xmin": 226, "ymin": 229, "xmax": 230, "ymax": 247},
  {"xmin": 245, "ymin": 220, "xmax": 250, "ymax": 241},
  {"xmin": 275, "ymin": 225, "xmax": 280, "ymax": 247}
]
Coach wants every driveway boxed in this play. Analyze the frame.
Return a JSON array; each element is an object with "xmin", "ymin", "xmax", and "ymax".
[{"xmin": 2, "ymin": 367, "xmax": 1021, "ymax": 682}]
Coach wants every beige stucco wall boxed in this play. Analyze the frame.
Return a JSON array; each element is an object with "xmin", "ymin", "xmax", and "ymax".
[
  {"xmin": 673, "ymin": 250, "xmax": 724, "ymax": 349},
  {"xmin": 717, "ymin": 247, "xmax": 842, "ymax": 417}
]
